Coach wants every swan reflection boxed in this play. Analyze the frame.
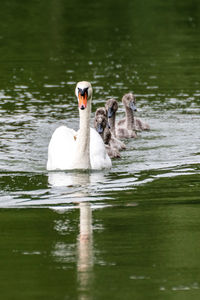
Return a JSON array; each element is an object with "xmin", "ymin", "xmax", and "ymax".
[
  {"xmin": 48, "ymin": 171, "xmax": 106, "ymax": 202},
  {"xmin": 77, "ymin": 202, "xmax": 93, "ymax": 299},
  {"xmin": 48, "ymin": 171, "xmax": 91, "ymax": 187},
  {"xmin": 52, "ymin": 201, "xmax": 94, "ymax": 299},
  {"xmin": 49, "ymin": 171, "xmax": 103, "ymax": 299}
]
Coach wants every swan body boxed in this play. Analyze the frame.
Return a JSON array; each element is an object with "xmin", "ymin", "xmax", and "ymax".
[{"xmin": 47, "ymin": 81, "xmax": 112, "ymax": 170}]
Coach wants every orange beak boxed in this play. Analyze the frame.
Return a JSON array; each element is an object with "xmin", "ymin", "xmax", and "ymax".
[{"xmin": 78, "ymin": 92, "xmax": 87, "ymax": 110}]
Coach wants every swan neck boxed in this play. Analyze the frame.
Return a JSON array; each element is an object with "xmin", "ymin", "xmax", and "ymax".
[{"xmin": 74, "ymin": 101, "xmax": 91, "ymax": 169}]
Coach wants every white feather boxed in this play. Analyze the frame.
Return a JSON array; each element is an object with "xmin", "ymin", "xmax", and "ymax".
[{"xmin": 47, "ymin": 126, "xmax": 111, "ymax": 170}]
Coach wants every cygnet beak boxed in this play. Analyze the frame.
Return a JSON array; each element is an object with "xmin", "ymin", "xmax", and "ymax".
[
  {"xmin": 97, "ymin": 123, "xmax": 104, "ymax": 133},
  {"xmin": 108, "ymin": 107, "xmax": 114, "ymax": 118},
  {"xmin": 129, "ymin": 101, "xmax": 137, "ymax": 111},
  {"xmin": 107, "ymin": 122, "xmax": 111, "ymax": 129}
]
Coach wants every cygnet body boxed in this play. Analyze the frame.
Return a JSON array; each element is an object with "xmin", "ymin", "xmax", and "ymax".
[
  {"xmin": 94, "ymin": 109, "xmax": 120, "ymax": 158},
  {"xmin": 116, "ymin": 93, "xmax": 149, "ymax": 139},
  {"xmin": 105, "ymin": 98, "xmax": 126, "ymax": 150}
]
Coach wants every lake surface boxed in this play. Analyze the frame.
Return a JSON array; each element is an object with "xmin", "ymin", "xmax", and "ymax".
[{"xmin": 0, "ymin": 0, "xmax": 200, "ymax": 299}]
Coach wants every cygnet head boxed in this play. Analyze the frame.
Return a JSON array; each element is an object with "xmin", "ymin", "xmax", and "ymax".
[
  {"xmin": 95, "ymin": 107, "xmax": 108, "ymax": 118},
  {"xmin": 122, "ymin": 93, "xmax": 137, "ymax": 111},
  {"xmin": 105, "ymin": 98, "xmax": 118, "ymax": 118},
  {"xmin": 75, "ymin": 81, "xmax": 92, "ymax": 110},
  {"xmin": 94, "ymin": 114, "xmax": 107, "ymax": 134}
]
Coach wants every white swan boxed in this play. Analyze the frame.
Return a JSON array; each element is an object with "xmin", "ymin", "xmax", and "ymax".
[{"xmin": 47, "ymin": 81, "xmax": 112, "ymax": 170}]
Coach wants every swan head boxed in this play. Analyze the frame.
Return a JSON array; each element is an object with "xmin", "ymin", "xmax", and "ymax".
[
  {"xmin": 122, "ymin": 93, "xmax": 137, "ymax": 111},
  {"xmin": 105, "ymin": 98, "xmax": 118, "ymax": 118},
  {"xmin": 75, "ymin": 81, "xmax": 92, "ymax": 110},
  {"xmin": 94, "ymin": 114, "xmax": 107, "ymax": 134}
]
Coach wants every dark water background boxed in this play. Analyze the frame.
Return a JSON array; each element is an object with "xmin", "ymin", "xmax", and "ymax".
[{"xmin": 0, "ymin": 0, "xmax": 200, "ymax": 299}]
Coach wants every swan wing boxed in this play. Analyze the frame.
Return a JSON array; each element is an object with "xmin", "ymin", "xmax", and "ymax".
[
  {"xmin": 47, "ymin": 125, "xmax": 76, "ymax": 170},
  {"xmin": 90, "ymin": 128, "xmax": 112, "ymax": 170}
]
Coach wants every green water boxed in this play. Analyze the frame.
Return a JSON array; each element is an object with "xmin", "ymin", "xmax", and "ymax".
[{"xmin": 0, "ymin": 0, "xmax": 200, "ymax": 299}]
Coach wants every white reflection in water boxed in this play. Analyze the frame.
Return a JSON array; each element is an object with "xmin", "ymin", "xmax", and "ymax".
[
  {"xmin": 48, "ymin": 171, "xmax": 91, "ymax": 187},
  {"xmin": 52, "ymin": 202, "xmax": 94, "ymax": 300},
  {"xmin": 48, "ymin": 170, "xmax": 107, "ymax": 201},
  {"xmin": 77, "ymin": 203, "xmax": 93, "ymax": 300}
]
